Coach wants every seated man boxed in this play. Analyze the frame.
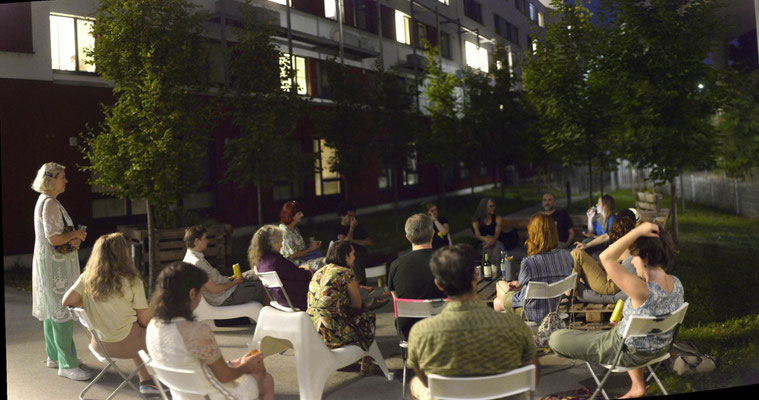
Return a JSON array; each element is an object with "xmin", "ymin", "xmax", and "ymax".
[
  {"xmin": 388, "ymin": 214, "xmax": 445, "ymax": 340},
  {"xmin": 183, "ymin": 225, "xmax": 267, "ymax": 307},
  {"xmin": 407, "ymin": 244, "xmax": 538, "ymax": 400},
  {"xmin": 335, "ymin": 202, "xmax": 395, "ymax": 286},
  {"xmin": 541, "ymin": 192, "xmax": 575, "ymax": 249}
]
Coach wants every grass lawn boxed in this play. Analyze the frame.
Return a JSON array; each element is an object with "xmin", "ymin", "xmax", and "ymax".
[{"xmin": 572, "ymin": 189, "xmax": 759, "ymax": 394}]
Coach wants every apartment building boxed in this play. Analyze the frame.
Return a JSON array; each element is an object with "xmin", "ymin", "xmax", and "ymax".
[{"xmin": 0, "ymin": 0, "xmax": 553, "ymax": 255}]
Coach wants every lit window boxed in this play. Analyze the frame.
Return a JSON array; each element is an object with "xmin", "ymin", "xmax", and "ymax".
[
  {"xmin": 459, "ymin": 162, "xmax": 470, "ymax": 179},
  {"xmin": 395, "ymin": 10, "xmax": 411, "ymax": 45},
  {"xmin": 531, "ymin": 38, "xmax": 538, "ymax": 54},
  {"xmin": 378, "ymin": 167, "xmax": 393, "ymax": 190},
  {"xmin": 538, "ymin": 11, "xmax": 544, "ymax": 27},
  {"xmin": 268, "ymin": 0, "xmax": 287, "ymax": 5},
  {"xmin": 314, "ymin": 139, "xmax": 341, "ymax": 196},
  {"xmin": 50, "ymin": 14, "xmax": 95, "ymax": 72},
  {"xmin": 437, "ymin": 0, "xmax": 450, "ymax": 5},
  {"xmin": 403, "ymin": 152, "xmax": 419, "ymax": 186},
  {"xmin": 280, "ymin": 54, "xmax": 307, "ymax": 95},
  {"xmin": 324, "ymin": 0, "xmax": 336, "ymax": 19},
  {"xmin": 465, "ymin": 41, "xmax": 489, "ymax": 72},
  {"xmin": 529, "ymin": 3, "xmax": 536, "ymax": 21}
]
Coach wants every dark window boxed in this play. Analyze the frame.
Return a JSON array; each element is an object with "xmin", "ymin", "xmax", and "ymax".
[
  {"xmin": 463, "ymin": 0, "xmax": 483, "ymax": 24},
  {"xmin": 380, "ymin": 5, "xmax": 395, "ymax": 40},
  {"xmin": 494, "ymin": 14, "xmax": 504, "ymax": 37},
  {"xmin": 513, "ymin": 26, "xmax": 520, "ymax": 47},
  {"xmin": 414, "ymin": 22, "xmax": 428, "ymax": 48},
  {"xmin": 440, "ymin": 32, "xmax": 451, "ymax": 59},
  {"xmin": 515, "ymin": 0, "xmax": 523, "ymax": 12},
  {"xmin": 0, "ymin": 3, "xmax": 33, "ymax": 53},
  {"xmin": 354, "ymin": 0, "xmax": 378, "ymax": 33}
]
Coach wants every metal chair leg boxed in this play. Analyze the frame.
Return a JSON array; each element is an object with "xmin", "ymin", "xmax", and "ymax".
[
  {"xmin": 402, "ymin": 348, "xmax": 408, "ymax": 400},
  {"xmin": 647, "ymin": 365, "xmax": 668, "ymax": 395},
  {"xmin": 584, "ymin": 362, "xmax": 610, "ymax": 400}
]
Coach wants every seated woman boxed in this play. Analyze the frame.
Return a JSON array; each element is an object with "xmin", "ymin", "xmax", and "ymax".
[
  {"xmin": 493, "ymin": 213, "xmax": 573, "ymax": 322},
  {"xmin": 306, "ymin": 240, "xmax": 378, "ymax": 375},
  {"xmin": 422, "ymin": 201, "xmax": 450, "ymax": 250},
  {"xmin": 572, "ymin": 210, "xmax": 637, "ymax": 304},
  {"xmin": 279, "ymin": 200, "xmax": 324, "ymax": 271},
  {"xmin": 549, "ymin": 222, "xmax": 684, "ymax": 398},
  {"xmin": 471, "ymin": 198, "xmax": 518, "ymax": 279},
  {"xmin": 249, "ymin": 225, "xmax": 312, "ymax": 310},
  {"xmin": 146, "ymin": 262, "xmax": 274, "ymax": 400},
  {"xmin": 577, "ymin": 194, "xmax": 617, "ymax": 255},
  {"xmin": 62, "ymin": 233, "xmax": 162, "ymax": 395}
]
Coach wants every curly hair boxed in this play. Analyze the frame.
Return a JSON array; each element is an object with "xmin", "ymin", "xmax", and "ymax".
[
  {"xmin": 84, "ymin": 233, "xmax": 142, "ymax": 302},
  {"xmin": 248, "ymin": 225, "xmax": 284, "ymax": 267},
  {"xmin": 630, "ymin": 223, "xmax": 676, "ymax": 271},
  {"xmin": 280, "ymin": 200, "xmax": 303, "ymax": 225},
  {"xmin": 148, "ymin": 262, "xmax": 208, "ymax": 323},
  {"xmin": 608, "ymin": 215, "xmax": 636, "ymax": 243},
  {"xmin": 525, "ymin": 213, "xmax": 559, "ymax": 256}
]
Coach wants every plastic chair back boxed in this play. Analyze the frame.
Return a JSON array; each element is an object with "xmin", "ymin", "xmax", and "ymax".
[
  {"xmin": 393, "ymin": 298, "xmax": 448, "ymax": 319},
  {"xmin": 619, "ymin": 302, "xmax": 689, "ymax": 340},
  {"xmin": 428, "ymin": 364, "xmax": 536, "ymax": 400},
  {"xmin": 256, "ymin": 269, "xmax": 298, "ymax": 311},
  {"xmin": 137, "ymin": 350, "xmax": 210, "ymax": 399},
  {"xmin": 523, "ymin": 272, "xmax": 577, "ymax": 300}
]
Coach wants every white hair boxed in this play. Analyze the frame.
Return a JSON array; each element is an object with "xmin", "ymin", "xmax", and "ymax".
[{"xmin": 30, "ymin": 162, "xmax": 65, "ymax": 194}]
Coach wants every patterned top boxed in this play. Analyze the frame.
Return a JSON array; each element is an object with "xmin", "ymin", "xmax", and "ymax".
[
  {"xmin": 512, "ymin": 248, "xmax": 573, "ymax": 322},
  {"xmin": 279, "ymin": 224, "xmax": 324, "ymax": 271},
  {"xmin": 617, "ymin": 275, "xmax": 684, "ymax": 352},
  {"xmin": 306, "ymin": 264, "xmax": 375, "ymax": 351},
  {"xmin": 146, "ymin": 317, "xmax": 258, "ymax": 400},
  {"xmin": 408, "ymin": 299, "xmax": 536, "ymax": 378},
  {"xmin": 183, "ymin": 249, "xmax": 235, "ymax": 306}
]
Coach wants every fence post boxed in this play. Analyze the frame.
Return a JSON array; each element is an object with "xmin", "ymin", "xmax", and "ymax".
[
  {"xmin": 691, "ymin": 174, "xmax": 695, "ymax": 202},
  {"xmin": 734, "ymin": 178, "xmax": 740, "ymax": 215}
]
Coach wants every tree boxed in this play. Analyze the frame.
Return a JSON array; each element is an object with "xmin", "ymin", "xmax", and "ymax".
[
  {"xmin": 369, "ymin": 59, "xmax": 419, "ymax": 229},
  {"xmin": 316, "ymin": 59, "xmax": 372, "ymax": 201},
  {"xmin": 714, "ymin": 69, "xmax": 759, "ymax": 178},
  {"xmin": 81, "ymin": 0, "xmax": 212, "ymax": 292},
  {"xmin": 419, "ymin": 43, "xmax": 462, "ymax": 201},
  {"xmin": 223, "ymin": 4, "xmax": 311, "ymax": 225},
  {"xmin": 597, "ymin": 0, "xmax": 722, "ymax": 240},
  {"xmin": 523, "ymin": 0, "xmax": 617, "ymax": 206}
]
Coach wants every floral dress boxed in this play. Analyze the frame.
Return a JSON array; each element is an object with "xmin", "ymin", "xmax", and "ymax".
[
  {"xmin": 32, "ymin": 194, "xmax": 81, "ymax": 322},
  {"xmin": 306, "ymin": 264, "xmax": 375, "ymax": 351},
  {"xmin": 278, "ymin": 224, "xmax": 324, "ymax": 271}
]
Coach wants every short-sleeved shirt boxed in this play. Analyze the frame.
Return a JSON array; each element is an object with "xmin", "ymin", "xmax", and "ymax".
[
  {"xmin": 73, "ymin": 273, "xmax": 148, "ymax": 342},
  {"xmin": 431, "ymin": 216, "xmax": 450, "ymax": 249},
  {"xmin": 335, "ymin": 224, "xmax": 370, "ymax": 253},
  {"xmin": 512, "ymin": 249, "xmax": 573, "ymax": 322},
  {"xmin": 408, "ymin": 299, "xmax": 536, "ymax": 378},
  {"xmin": 388, "ymin": 249, "xmax": 445, "ymax": 339},
  {"xmin": 548, "ymin": 209, "xmax": 573, "ymax": 243},
  {"xmin": 593, "ymin": 215, "xmax": 616, "ymax": 236},
  {"xmin": 183, "ymin": 249, "xmax": 234, "ymax": 306}
]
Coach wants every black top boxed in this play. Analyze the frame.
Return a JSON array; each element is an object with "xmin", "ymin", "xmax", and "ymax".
[
  {"xmin": 477, "ymin": 216, "xmax": 497, "ymax": 237},
  {"xmin": 256, "ymin": 253, "xmax": 311, "ymax": 310},
  {"xmin": 549, "ymin": 209, "xmax": 574, "ymax": 243},
  {"xmin": 388, "ymin": 248, "xmax": 445, "ymax": 340},
  {"xmin": 431, "ymin": 216, "xmax": 450, "ymax": 249},
  {"xmin": 334, "ymin": 224, "xmax": 370, "ymax": 253}
]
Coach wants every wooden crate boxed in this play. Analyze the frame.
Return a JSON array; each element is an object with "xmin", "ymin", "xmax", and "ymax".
[
  {"xmin": 118, "ymin": 224, "xmax": 233, "ymax": 276},
  {"xmin": 568, "ymin": 302, "xmax": 615, "ymax": 330}
]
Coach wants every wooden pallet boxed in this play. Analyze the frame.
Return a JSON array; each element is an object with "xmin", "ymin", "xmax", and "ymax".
[{"xmin": 568, "ymin": 302, "xmax": 615, "ymax": 330}]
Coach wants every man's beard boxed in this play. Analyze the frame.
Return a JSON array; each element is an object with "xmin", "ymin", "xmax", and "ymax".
[{"xmin": 543, "ymin": 205, "xmax": 553, "ymax": 211}]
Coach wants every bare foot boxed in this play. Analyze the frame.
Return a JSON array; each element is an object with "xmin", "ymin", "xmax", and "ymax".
[{"xmin": 618, "ymin": 387, "xmax": 647, "ymax": 398}]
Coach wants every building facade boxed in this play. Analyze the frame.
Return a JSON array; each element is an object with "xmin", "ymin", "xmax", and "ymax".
[{"xmin": 0, "ymin": 0, "xmax": 553, "ymax": 255}]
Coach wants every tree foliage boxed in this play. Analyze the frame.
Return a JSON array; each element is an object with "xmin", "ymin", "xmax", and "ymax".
[
  {"xmin": 714, "ymin": 69, "xmax": 759, "ymax": 177},
  {"xmin": 223, "ymin": 4, "xmax": 311, "ymax": 222}
]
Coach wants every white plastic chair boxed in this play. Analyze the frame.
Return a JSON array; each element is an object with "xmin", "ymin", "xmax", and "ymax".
[
  {"xmin": 256, "ymin": 269, "xmax": 299, "ymax": 312},
  {"xmin": 364, "ymin": 263, "xmax": 387, "ymax": 289},
  {"xmin": 250, "ymin": 305, "xmax": 393, "ymax": 400},
  {"xmin": 578, "ymin": 302, "xmax": 690, "ymax": 400},
  {"xmin": 68, "ymin": 307, "xmax": 144, "ymax": 400},
  {"xmin": 427, "ymin": 364, "xmax": 537, "ymax": 400},
  {"xmin": 394, "ymin": 297, "xmax": 448, "ymax": 399},
  {"xmin": 137, "ymin": 349, "xmax": 209, "ymax": 400},
  {"xmin": 521, "ymin": 272, "xmax": 577, "ymax": 326},
  {"xmin": 193, "ymin": 296, "xmax": 263, "ymax": 326}
]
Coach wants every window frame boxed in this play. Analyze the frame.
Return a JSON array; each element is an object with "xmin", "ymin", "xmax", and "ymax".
[
  {"xmin": 313, "ymin": 139, "xmax": 342, "ymax": 196},
  {"xmin": 49, "ymin": 13, "xmax": 96, "ymax": 74}
]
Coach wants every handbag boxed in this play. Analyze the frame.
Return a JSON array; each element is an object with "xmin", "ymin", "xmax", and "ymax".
[
  {"xmin": 42, "ymin": 198, "xmax": 77, "ymax": 254},
  {"xmin": 667, "ymin": 341, "xmax": 717, "ymax": 376},
  {"xmin": 535, "ymin": 311, "xmax": 567, "ymax": 348}
]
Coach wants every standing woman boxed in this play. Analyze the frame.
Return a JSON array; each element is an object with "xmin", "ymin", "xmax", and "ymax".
[
  {"xmin": 422, "ymin": 202, "xmax": 450, "ymax": 249},
  {"xmin": 279, "ymin": 200, "xmax": 324, "ymax": 271},
  {"xmin": 30, "ymin": 162, "xmax": 91, "ymax": 380}
]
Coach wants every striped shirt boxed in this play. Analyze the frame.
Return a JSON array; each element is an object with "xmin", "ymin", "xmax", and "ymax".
[
  {"xmin": 407, "ymin": 299, "xmax": 536, "ymax": 378},
  {"xmin": 512, "ymin": 248, "xmax": 573, "ymax": 322}
]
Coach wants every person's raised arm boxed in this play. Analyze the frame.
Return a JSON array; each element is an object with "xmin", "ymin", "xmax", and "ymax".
[
  {"xmin": 599, "ymin": 223, "xmax": 659, "ymax": 306},
  {"xmin": 433, "ymin": 219, "xmax": 449, "ymax": 236}
]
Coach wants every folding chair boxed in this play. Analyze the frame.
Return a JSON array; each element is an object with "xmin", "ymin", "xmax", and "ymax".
[
  {"xmin": 394, "ymin": 298, "xmax": 448, "ymax": 399},
  {"xmin": 256, "ymin": 268, "xmax": 299, "ymax": 312},
  {"xmin": 521, "ymin": 272, "xmax": 577, "ymax": 326},
  {"xmin": 137, "ymin": 349, "xmax": 210, "ymax": 400},
  {"xmin": 193, "ymin": 296, "xmax": 263, "ymax": 326},
  {"xmin": 427, "ymin": 364, "xmax": 537, "ymax": 400},
  {"xmin": 581, "ymin": 302, "xmax": 689, "ymax": 400},
  {"xmin": 68, "ymin": 307, "xmax": 145, "ymax": 400}
]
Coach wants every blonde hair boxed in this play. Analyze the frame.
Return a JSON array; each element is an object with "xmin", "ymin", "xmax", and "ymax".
[
  {"xmin": 31, "ymin": 162, "xmax": 65, "ymax": 194},
  {"xmin": 84, "ymin": 233, "xmax": 142, "ymax": 301},
  {"xmin": 525, "ymin": 213, "xmax": 559, "ymax": 256},
  {"xmin": 248, "ymin": 225, "xmax": 284, "ymax": 267}
]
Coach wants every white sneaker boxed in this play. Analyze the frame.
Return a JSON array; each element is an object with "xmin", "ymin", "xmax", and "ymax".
[
  {"xmin": 58, "ymin": 367, "xmax": 92, "ymax": 381},
  {"xmin": 45, "ymin": 358, "xmax": 58, "ymax": 368}
]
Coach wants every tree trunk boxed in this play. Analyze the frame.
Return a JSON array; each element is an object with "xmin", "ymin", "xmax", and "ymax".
[
  {"xmin": 679, "ymin": 174, "xmax": 686, "ymax": 213},
  {"xmin": 437, "ymin": 169, "xmax": 445, "ymax": 205},
  {"xmin": 146, "ymin": 200, "xmax": 157, "ymax": 296},
  {"xmin": 498, "ymin": 166, "xmax": 505, "ymax": 199},
  {"xmin": 600, "ymin": 171, "xmax": 604, "ymax": 195},
  {"xmin": 256, "ymin": 183, "xmax": 263, "ymax": 228},
  {"xmin": 588, "ymin": 159, "xmax": 594, "ymax": 207},
  {"xmin": 393, "ymin": 169, "xmax": 400, "ymax": 233},
  {"xmin": 670, "ymin": 180, "xmax": 679, "ymax": 244}
]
